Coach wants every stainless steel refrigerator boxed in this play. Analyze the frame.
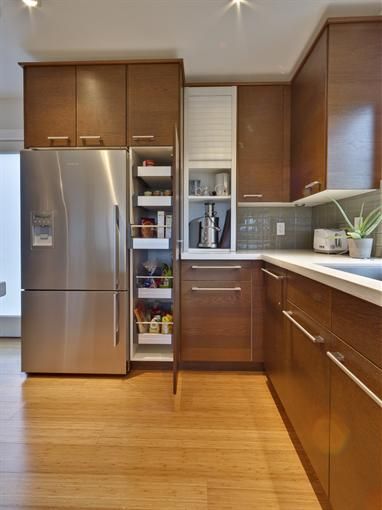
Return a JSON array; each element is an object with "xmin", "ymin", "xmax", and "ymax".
[{"xmin": 20, "ymin": 150, "xmax": 128, "ymax": 374}]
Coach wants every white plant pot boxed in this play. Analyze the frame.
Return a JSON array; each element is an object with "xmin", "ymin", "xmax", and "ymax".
[{"xmin": 348, "ymin": 238, "xmax": 373, "ymax": 259}]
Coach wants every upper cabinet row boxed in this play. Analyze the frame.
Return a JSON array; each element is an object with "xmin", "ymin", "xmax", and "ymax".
[{"xmin": 23, "ymin": 62, "xmax": 182, "ymax": 148}]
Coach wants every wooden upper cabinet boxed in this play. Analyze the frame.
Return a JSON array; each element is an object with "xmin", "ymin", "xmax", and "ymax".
[
  {"xmin": 24, "ymin": 66, "xmax": 76, "ymax": 148},
  {"xmin": 76, "ymin": 65, "xmax": 126, "ymax": 147},
  {"xmin": 291, "ymin": 20, "xmax": 382, "ymax": 201},
  {"xmin": 291, "ymin": 29, "xmax": 328, "ymax": 201},
  {"xmin": 127, "ymin": 63, "xmax": 181, "ymax": 146},
  {"xmin": 238, "ymin": 85, "xmax": 290, "ymax": 202}
]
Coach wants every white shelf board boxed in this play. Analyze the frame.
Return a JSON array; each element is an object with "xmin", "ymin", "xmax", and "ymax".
[
  {"xmin": 132, "ymin": 238, "xmax": 170, "ymax": 250},
  {"xmin": 189, "ymin": 195, "xmax": 231, "ymax": 202},
  {"xmin": 137, "ymin": 288, "xmax": 172, "ymax": 299},
  {"xmin": 293, "ymin": 189, "xmax": 376, "ymax": 207},
  {"xmin": 138, "ymin": 333, "xmax": 172, "ymax": 345},
  {"xmin": 137, "ymin": 166, "xmax": 172, "ymax": 188},
  {"xmin": 132, "ymin": 344, "xmax": 173, "ymax": 362},
  {"xmin": 137, "ymin": 196, "xmax": 172, "ymax": 208},
  {"xmin": 186, "ymin": 248, "xmax": 233, "ymax": 253},
  {"xmin": 188, "ymin": 161, "xmax": 232, "ymax": 170}
]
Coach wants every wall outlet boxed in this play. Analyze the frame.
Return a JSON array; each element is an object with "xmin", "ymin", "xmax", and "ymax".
[{"xmin": 276, "ymin": 222, "xmax": 285, "ymax": 236}]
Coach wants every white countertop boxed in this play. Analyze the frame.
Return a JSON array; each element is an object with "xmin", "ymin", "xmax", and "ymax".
[{"xmin": 181, "ymin": 250, "xmax": 382, "ymax": 307}]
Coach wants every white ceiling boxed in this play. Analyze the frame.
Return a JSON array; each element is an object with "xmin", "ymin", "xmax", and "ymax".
[{"xmin": 0, "ymin": 0, "xmax": 381, "ymax": 98}]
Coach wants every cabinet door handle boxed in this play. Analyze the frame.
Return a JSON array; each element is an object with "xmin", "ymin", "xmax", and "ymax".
[
  {"xmin": 261, "ymin": 268, "xmax": 283, "ymax": 280},
  {"xmin": 47, "ymin": 136, "xmax": 69, "ymax": 140},
  {"xmin": 243, "ymin": 194, "xmax": 263, "ymax": 198},
  {"xmin": 132, "ymin": 135, "xmax": 155, "ymax": 140},
  {"xmin": 191, "ymin": 265, "xmax": 242, "ymax": 270},
  {"xmin": 327, "ymin": 351, "xmax": 382, "ymax": 408},
  {"xmin": 304, "ymin": 180, "xmax": 320, "ymax": 190},
  {"xmin": 282, "ymin": 310, "xmax": 324, "ymax": 344},
  {"xmin": 191, "ymin": 287, "xmax": 241, "ymax": 292},
  {"xmin": 79, "ymin": 135, "xmax": 102, "ymax": 140}
]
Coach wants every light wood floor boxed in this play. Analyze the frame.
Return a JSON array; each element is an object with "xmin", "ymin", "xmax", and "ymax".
[{"xmin": 0, "ymin": 339, "xmax": 325, "ymax": 509}]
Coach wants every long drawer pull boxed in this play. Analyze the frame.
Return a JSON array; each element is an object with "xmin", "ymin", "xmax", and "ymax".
[
  {"xmin": 79, "ymin": 135, "xmax": 102, "ymax": 140},
  {"xmin": 132, "ymin": 135, "xmax": 155, "ymax": 140},
  {"xmin": 192, "ymin": 287, "xmax": 241, "ymax": 292},
  {"xmin": 191, "ymin": 265, "xmax": 242, "ymax": 270},
  {"xmin": 282, "ymin": 310, "xmax": 324, "ymax": 344},
  {"xmin": 327, "ymin": 351, "xmax": 382, "ymax": 408},
  {"xmin": 243, "ymin": 194, "xmax": 263, "ymax": 198},
  {"xmin": 304, "ymin": 180, "xmax": 320, "ymax": 190},
  {"xmin": 47, "ymin": 136, "xmax": 69, "ymax": 140},
  {"xmin": 261, "ymin": 268, "xmax": 283, "ymax": 280}
]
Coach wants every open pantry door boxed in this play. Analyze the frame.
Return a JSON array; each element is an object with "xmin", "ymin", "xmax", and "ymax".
[{"xmin": 172, "ymin": 127, "xmax": 181, "ymax": 394}]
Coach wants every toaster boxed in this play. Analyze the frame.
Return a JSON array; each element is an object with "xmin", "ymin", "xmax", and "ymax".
[{"xmin": 313, "ymin": 229, "xmax": 348, "ymax": 254}]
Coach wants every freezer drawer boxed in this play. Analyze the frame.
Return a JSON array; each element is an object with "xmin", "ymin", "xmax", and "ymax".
[{"xmin": 21, "ymin": 291, "xmax": 128, "ymax": 374}]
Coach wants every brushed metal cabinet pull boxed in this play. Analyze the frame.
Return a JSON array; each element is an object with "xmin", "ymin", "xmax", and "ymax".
[
  {"xmin": 132, "ymin": 135, "xmax": 155, "ymax": 140},
  {"xmin": 243, "ymin": 194, "xmax": 263, "ymax": 198},
  {"xmin": 191, "ymin": 265, "xmax": 242, "ymax": 270},
  {"xmin": 79, "ymin": 135, "xmax": 102, "ymax": 140},
  {"xmin": 191, "ymin": 287, "xmax": 241, "ymax": 291},
  {"xmin": 283, "ymin": 310, "xmax": 324, "ymax": 344},
  {"xmin": 327, "ymin": 351, "xmax": 382, "ymax": 408},
  {"xmin": 47, "ymin": 136, "xmax": 69, "ymax": 140},
  {"xmin": 261, "ymin": 268, "xmax": 283, "ymax": 280},
  {"xmin": 304, "ymin": 180, "xmax": 320, "ymax": 190}
]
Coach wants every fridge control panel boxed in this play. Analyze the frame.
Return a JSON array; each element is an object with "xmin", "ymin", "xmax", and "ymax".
[{"xmin": 31, "ymin": 212, "xmax": 54, "ymax": 247}]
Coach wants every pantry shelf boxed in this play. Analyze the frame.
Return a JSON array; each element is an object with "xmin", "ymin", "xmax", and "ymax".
[
  {"xmin": 137, "ymin": 166, "xmax": 172, "ymax": 188},
  {"xmin": 132, "ymin": 238, "xmax": 170, "ymax": 249},
  {"xmin": 188, "ymin": 195, "xmax": 231, "ymax": 202},
  {"xmin": 137, "ymin": 196, "xmax": 172, "ymax": 208},
  {"xmin": 137, "ymin": 333, "xmax": 172, "ymax": 345},
  {"xmin": 137, "ymin": 288, "xmax": 172, "ymax": 299}
]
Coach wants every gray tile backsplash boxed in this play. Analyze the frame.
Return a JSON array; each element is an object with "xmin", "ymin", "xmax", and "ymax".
[
  {"xmin": 237, "ymin": 206, "xmax": 313, "ymax": 250},
  {"xmin": 312, "ymin": 189, "xmax": 382, "ymax": 257}
]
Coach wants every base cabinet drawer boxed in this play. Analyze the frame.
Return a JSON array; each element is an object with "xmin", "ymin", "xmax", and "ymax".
[
  {"xmin": 180, "ymin": 281, "xmax": 252, "ymax": 361},
  {"xmin": 328, "ymin": 338, "xmax": 382, "ymax": 510}
]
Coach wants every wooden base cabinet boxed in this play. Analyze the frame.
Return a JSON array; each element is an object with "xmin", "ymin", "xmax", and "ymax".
[{"xmin": 328, "ymin": 337, "xmax": 382, "ymax": 510}]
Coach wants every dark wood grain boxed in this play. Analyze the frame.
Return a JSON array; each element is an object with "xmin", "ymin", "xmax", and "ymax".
[
  {"xmin": 286, "ymin": 271, "xmax": 332, "ymax": 329},
  {"xmin": 76, "ymin": 65, "xmax": 126, "ymax": 146},
  {"xmin": 127, "ymin": 63, "xmax": 181, "ymax": 146},
  {"xmin": 328, "ymin": 336, "xmax": 382, "ymax": 510},
  {"xmin": 180, "ymin": 280, "xmax": 252, "ymax": 362},
  {"xmin": 24, "ymin": 66, "xmax": 76, "ymax": 148},
  {"xmin": 331, "ymin": 290, "xmax": 382, "ymax": 369},
  {"xmin": 181, "ymin": 260, "xmax": 252, "ymax": 281},
  {"xmin": 327, "ymin": 21, "xmax": 382, "ymax": 187},
  {"xmin": 237, "ymin": 85, "xmax": 290, "ymax": 202},
  {"xmin": 290, "ymin": 29, "xmax": 328, "ymax": 201},
  {"xmin": 284, "ymin": 303, "xmax": 332, "ymax": 495},
  {"xmin": 252, "ymin": 262, "xmax": 264, "ymax": 363}
]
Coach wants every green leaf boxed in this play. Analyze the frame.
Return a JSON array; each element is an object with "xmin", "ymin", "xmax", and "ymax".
[
  {"xmin": 363, "ymin": 214, "xmax": 382, "ymax": 237},
  {"xmin": 331, "ymin": 199, "xmax": 354, "ymax": 231},
  {"xmin": 359, "ymin": 202, "xmax": 364, "ymax": 223},
  {"xmin": 362, "ymin": 205, "xmax": 382, "ymax": 228}
]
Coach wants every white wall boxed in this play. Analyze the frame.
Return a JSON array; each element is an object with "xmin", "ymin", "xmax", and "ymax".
[{"xmin": 0, "ymin": 153, "xmax": 21, "ymax": 336}]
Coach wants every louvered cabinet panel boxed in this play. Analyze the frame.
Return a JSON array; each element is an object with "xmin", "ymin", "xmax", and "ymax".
[{"xmin": 185, "ymin": 87, "xmax": 236, "ymax": 162}]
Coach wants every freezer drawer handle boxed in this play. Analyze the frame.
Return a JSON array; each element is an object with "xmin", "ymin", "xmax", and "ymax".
[
  {"xmin": 191, "ymin": 287, "xmax": 241, "ymax": 292},
  {"xmin": 327, "ymin": 352, "xmax": 382, "ymax": 408},
  {"xmin": 114, "ymin": 205, "xmax": 120, "ymax": 289},
  {"xmin": 261, "ymin": 268, "xmax": 283, "ymax": 280},
  {"xmin": 191, "ymin": 265, "xmax": 242, "ymax": 270},
  {"xmin": 113, "ymin": 292, "xmax": 119, "ymax": 347},
  {"xmin": 282, "ymin": 310, "xmax": 324, "ymax": 344}
]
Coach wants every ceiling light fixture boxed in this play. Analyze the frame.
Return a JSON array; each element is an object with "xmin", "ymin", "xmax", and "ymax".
[{"xmin": 22, "ymin": 0, "xmax": 40, "ymax": 7}]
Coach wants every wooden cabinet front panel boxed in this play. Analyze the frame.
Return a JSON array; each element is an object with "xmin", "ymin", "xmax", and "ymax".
[
  {"xmin": 328, "ymin": 336, "xmax": 382, "ymax": 510},
  {"xmin": 332, "ymin": 290, "xmax": 382, "ymax": 369},
  {"xmin": 24, "ymin": 66, "xmax": 76, "ymax": 148},
  {"xmin": 290, "ymin": 29, "xmax": 328, "ymax": 201},
  {"xmin": 287, "ymin": 271, "xmax": 332, "ymax": 329},
  {"xmin": 180, "ymin": 281, "xmax": 252, "ymax": 361},
  {"xmin": 327, "ymin": 22, "xmax": 382, "ymax": 188},
  {"xmin": 181, "ymin": 260, "xmax": 252, "ymax": 282},
  {"xmin": 238, "ymin": 85, "xmax": 290, "ymax": 202},
  {"xmin": 285, "ymin": 303, "xmax": 331, "ymax": 494},
  {"xmin": 77, "ymin": 65, "xmax": 126, "ymax": 146},
  {"xmin": 127, "ymin": 64, "xmax": 180, "ymax": 146}
]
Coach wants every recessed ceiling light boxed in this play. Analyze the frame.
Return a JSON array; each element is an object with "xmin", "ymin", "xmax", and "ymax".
[{"xmin": 22, "ymin": 0, "xmax": 40, "ymax": 7}]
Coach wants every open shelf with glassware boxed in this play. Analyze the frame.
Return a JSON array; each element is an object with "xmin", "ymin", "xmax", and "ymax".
[{"xmin": 129, "ymin": 146, "xmax": 175, "ymax": 363}]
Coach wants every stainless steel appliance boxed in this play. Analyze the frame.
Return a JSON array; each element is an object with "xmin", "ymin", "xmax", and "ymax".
[
  {"xmin": 198, "ymin": 202, "xmax": 220, "ymax": 249},
  {"xmin": 20, "ymin": 150, "xmax": 128, "ymax": 374},
  {"xmin": 313, "ymin": 228, "xmax": 348, "ymax": 254}
]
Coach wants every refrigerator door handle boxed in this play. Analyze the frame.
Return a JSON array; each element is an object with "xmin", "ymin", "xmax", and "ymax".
[
  {"xmin": 113, "ymin": 292, "xmax": 120, "ymax": 347},
  {"xmin": 114, "ymin": 205, "xmax": 120, "ymax": 289}
]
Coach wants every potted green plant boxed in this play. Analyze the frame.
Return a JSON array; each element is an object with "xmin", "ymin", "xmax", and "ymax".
[{"xmin": 332, "ymin": 199, "xmax": 382, "ymax": 259}]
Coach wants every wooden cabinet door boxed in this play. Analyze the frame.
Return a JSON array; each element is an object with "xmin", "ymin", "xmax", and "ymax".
[
  {"xmin": 24, "ymin": 66, "xmax": 76, "ymax": 148},
  {"xmin": 237, "ymin": 85, "xmax": 290, "ymax": 202},
  {"xmin": 284, "ymin": 304, "xmax": 331, "ymax": 495},
  {"xmin": 328, "ymin": 337, "xmax": 382, "ymax": 510},
  {"xmin": 77, "ymin": 65, "xmax": 126, "ymax": 147},
  {"xmin": 180, "ymin": 281, "xmax": 252, "ymax": 362},
  {"xmin": 291, "ymin": 29, "xmax": 328, "ymax": 201},
  {"xmin": 127, "ymin": 64, "xmax": 180, "ymax": 146}
]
